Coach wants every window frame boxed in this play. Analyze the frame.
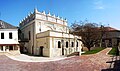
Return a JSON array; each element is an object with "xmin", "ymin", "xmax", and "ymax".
[
  {"xmin": 1, "ymin": 32, "xmax": 4, "ymax": 39},
  {"xmin": 66, "ymin": 41, "xmax": 68, "ymax": 48},
  {"xmin": 58, "ymin": 41, "xmax": 61, "ymax": 48},
  {"xmin": 9, "ymin": 32, "xmax": 12, "ymax": 39},
  {"xmin": 77, "ymin": 42, "xmax": 78, "ymax": 47},
  {"xmin": 71, "ymin": 42, "xmax": 74, "ymax": 47}
]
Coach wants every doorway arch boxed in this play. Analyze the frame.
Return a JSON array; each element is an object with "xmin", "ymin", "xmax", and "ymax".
[{"xmin": 39, "ymin": 46, "xmax": 44, "ymax": 56}]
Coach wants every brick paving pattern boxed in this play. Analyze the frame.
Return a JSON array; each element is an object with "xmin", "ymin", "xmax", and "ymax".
[{"xmin": 0, "ymin": 48, "xmax": 112, "ymax": 71}]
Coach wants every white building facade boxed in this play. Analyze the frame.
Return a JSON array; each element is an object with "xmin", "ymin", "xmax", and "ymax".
[
  {"xmin": 19, "ymin": 8, "xmax": 82, "ymax": 57},
  {"xmin": 0, "ymin": 20, "xmax": 19, "ymax": 54}
]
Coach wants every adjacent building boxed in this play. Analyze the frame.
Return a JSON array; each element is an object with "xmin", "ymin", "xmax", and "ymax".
[
  {"xmin": 19, "ymin": 8, "xmax": 82, "ymax": 57},
  {"xmin": 102, "ymin": 27, "xmax": 120, "ymax": 47},
  {"xmin": 0, "ymin": 20, "xmax": 19, "ymax": 54}
]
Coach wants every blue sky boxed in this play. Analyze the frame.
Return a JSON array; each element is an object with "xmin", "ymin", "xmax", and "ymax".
[{"xmin": 0, "ymin": 0, "xmax": 120, "ymax": 29}]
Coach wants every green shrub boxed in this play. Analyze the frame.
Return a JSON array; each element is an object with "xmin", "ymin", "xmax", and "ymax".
[{"xmin": 108, "ymin": 47, "xmax": 118, "ymax": 56}]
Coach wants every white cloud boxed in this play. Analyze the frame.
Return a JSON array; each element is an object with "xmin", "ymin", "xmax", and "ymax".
[{"xmin": 93, "ymin": 0, "xmax": 105, "ymax": 10}]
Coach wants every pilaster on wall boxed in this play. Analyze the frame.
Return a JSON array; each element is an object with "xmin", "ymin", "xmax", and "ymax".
[
  {"xmin": 79, "ymin": 41, "xmax": 82, "ymax": 55},
  {"xmin": 32, "ymin": 20, "xmax": 36, "ymax": 55},
  {"xmin": 74, "ymin": 38, "xmax": 77, "ymax": 51},
  {"xmin": 47, "ymin": 37, "xmax": 53, "ymax": 57}
]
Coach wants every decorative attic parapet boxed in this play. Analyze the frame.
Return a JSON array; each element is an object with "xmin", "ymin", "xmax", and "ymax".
[
  {"xmin": 19, "ymin": 12, "xmax": 35, "ymax": 27},
  {"xmin": 19, "ymin": 8, "xmax": 67, "ymax": 27}
]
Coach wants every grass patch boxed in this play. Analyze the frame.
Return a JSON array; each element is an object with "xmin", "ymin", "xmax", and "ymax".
[
  {"xmin": 108, "ymin": 47, "xmax": 118, "ymax": 56},
  {"xmin": 82, "ymin": 47, "xmax": 105, "ymax": 55}
]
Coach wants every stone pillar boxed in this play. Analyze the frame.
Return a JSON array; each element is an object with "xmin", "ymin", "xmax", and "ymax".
[
  {"xmin": 68, "ymin": 34, "xmax": 70, "ymax": 54},
  {"xmin": 74, "ymin": 38, "xmax": 77, "ymax": 52},
  {"xmin": 47, "ymin": 37, "xmax": 53, "ymax": 57},
  {"xmin": 13, "ymin": 46, "xmax": 14, "ymax": 50},
  {"xmin": 6, "ymin": 46, "xmax": 9, "ymax": 52},
  {"xmin": 79, "ymin": 41, "xmax": 82, "ymax": 56},
  {"xmin": 17, "ymin": 45, "xmax": 20, "ymax": 51},
  {"xmin": 3, "ymin": 46, "xmax": 6, "ymax": 52}
]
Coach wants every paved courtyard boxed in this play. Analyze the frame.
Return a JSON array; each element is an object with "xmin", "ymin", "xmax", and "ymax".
[{"xmin": 0, "ymin": 48, "xmax": 115, "ymax": 71}]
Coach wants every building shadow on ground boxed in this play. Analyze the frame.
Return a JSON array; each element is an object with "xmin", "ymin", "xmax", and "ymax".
[{"xmin": 102, "ymin": 56, "xmax": 120, "ymax": 71}]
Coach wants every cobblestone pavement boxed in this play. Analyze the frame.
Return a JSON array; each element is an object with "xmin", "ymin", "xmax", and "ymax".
[
  {"xmin": 0, "ymin": 48, "xmax": 112, "ymax": 71},
  {"xmin": 6, "ymin": 54, "xmax": 67, "ymax": 62}
]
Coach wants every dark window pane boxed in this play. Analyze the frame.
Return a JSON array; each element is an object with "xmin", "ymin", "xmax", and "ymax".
[
  {"xmin": 1, "ymin": 33, "xmax": 4, "ymax": 39},
  {"xmin": 66, "ymin": 42, "xmax": 68, "ymax": 48},
  {"xmin": 9, "ymin": 32, "xmax": 12, "ymax": 39},
  {"xmin": 77, "ymin": 42, "xmax": 78, "ymax": 47},
  {"xmin": 58, "ymin": 41, "xmax": 61, "ymax": 48},
  {"xmin": 71, "ymin": 42, "xmax": 74, "ymax": 47}
]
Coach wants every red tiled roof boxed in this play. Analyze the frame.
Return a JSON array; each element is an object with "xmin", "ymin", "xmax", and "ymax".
[
  {"xmin": 105, "ymin": 27, "xmax": 117, "ymax": 30},
  {"xmin": 104, "ymin": 27, "xmax": 118, "ymax": 31}
]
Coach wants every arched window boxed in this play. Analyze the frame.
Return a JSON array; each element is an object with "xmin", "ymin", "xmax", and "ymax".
[
  {"xmin": 66, "ymin": 42, "xmax": 68, "ymax": 48},
  {"xmin": 58, "ymin": 41, "xmax": 61, "ymax": 48},
  {"xmin": 77, "ymin": 42, "xmax": 78, "ymax": 47},
  {"xmin": 71, "ymin": 42, "xmax": 74, "ymax": 47}
]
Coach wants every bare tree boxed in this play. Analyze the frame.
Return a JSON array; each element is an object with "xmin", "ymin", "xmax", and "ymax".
[{"xmin": 71, "ymin": 21, "xmax": 102, "ymax": 51}]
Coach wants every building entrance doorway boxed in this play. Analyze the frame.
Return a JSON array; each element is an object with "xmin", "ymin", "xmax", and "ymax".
[
  {"xmin": 9, "ymin": 46, "xmax": 13, "ymax": 50},
  {"xmin": 39, "ymin": 46, "xmax": 44, "ymax": 56}
]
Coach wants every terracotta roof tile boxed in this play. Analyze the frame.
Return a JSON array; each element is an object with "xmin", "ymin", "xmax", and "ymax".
[{"xmin": 105, "ymin": 27, "xmax": 117, "ymax": 31}]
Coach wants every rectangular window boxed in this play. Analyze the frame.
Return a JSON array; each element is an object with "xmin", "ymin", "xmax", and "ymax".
[
  {"xmin": 58, "ymin": 41, "xmax": 61, "ymax": 48},
  {"xmin": 29, "ymin": 31, "xmax": 31, "ymax": 40},
  {"xmin": 9, "ymin": 32, "xmax": 12, "ymax": 39},
  {"xmin": 1, "ymin": 33, "xmax": 4, "ymax": 39},
  {"xmin": 71, "ymin": 42, "xmax": 74, "ymax": 47},
  {"xmin": 66, "ymin": 42, "xmax": 68, "ymax": 48}
]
